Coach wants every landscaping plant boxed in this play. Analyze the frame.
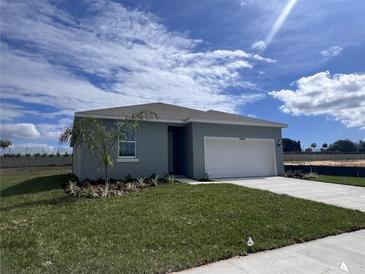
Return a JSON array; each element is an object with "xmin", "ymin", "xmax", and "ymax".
[{"xmin": 59, "ymin": 110, "xmax": 157, "ymax": 197}]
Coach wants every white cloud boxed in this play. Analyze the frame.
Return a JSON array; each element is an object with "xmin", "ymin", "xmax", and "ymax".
[
  {"xmin": 252, "ymin": 41, "xmax": 267, "ymax": 50},
  {"xmin": 36, "ymin": 118, "xmax": 73, "ymax": 140},
  {"xmin": 320, "ymin": 46, "xmax": 343, "ymax": 57},
  {"xmin": 0, "ymin": 123, "xmax": 41, "ymax": 139},
  {"xmin": 10, "ymin": 143, "xmax": 55, "ymax": 148},
  {"xmin": 0, "ymin": 103, "xmax": 40, "ymax": 121},
  {"xmin": 270, "ymin": 71, "xmax": 365, "ymax": 129},
  {"xmin": 0, "ymin": 0, "xmax": 272, "ymax": 119}
]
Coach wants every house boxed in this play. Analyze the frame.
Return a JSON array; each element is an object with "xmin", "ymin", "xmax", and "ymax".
[{"xmin": 72, "ymin": 102, "xmax": 287, "ymax": 180}]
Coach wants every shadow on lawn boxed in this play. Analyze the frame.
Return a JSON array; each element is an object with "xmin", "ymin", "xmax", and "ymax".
[
  {"xmin": 1, "ymin": 196, "xmax": 78, "ymax": 211},
  {"xmin": 0, "ymin": 174, "xmax": 65, "ymax": 197}
]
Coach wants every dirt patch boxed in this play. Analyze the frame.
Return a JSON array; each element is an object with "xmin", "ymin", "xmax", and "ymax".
[{"xmin": 285, "ymin": 160, "xmax": 365, "ymax": 167}]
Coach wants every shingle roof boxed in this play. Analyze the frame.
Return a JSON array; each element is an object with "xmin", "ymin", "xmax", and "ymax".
[{"xmin": 75, "ymin": 102, "xmax": 287, "ymax": 128}]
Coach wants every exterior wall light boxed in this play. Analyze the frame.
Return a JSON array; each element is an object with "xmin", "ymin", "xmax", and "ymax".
[{"xmin": 277, "ymin": 139, "xmax": 282, "ymax": 147}]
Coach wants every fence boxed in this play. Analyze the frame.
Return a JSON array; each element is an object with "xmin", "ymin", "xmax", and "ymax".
[
  {"xmin": 0, "ymin": 156, "xmax": 72, "ymax": 168},
  {"xmin": 284, "ymin": 153, "xmax": 365, "ymax": 161},
  {"xmin": 284, "ymin": 165, "xmax": 365, "ymax": 177},
  {"xmin": 0, "ymin": 147, "xmax": 73, "ymax": 156}
]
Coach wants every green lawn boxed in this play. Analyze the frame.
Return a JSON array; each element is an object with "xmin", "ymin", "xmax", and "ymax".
[
  {"xmin": 1, "ymin": 168, "xmax": 365, "ymax": 274},
  {"xmin": 308, "ymin": 175, "xmax": 365, "ymax": 187}
]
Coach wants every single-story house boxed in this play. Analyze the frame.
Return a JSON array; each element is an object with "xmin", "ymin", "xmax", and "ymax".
[{"xmin": 72, "ymin": 102, "xmax": 287, "ymax": 180}]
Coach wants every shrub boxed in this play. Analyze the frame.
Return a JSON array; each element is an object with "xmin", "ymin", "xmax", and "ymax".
[
  {"xmin": 25, "ymin": 153, "xmax": 31, "ymax": 157},
  {"xmin": 34, "ymin": 153, "xmax": 41, "ymax": 157},
  {"xmin": 15, "ymin": 153, "xmax": 21, "ymax": 157},
  {"xmin": 293, "ymin": 170, "xmax": 304, "ymax": 179},
  {"xmin": 56, "ymin": 153, "xmax": 61, "ymax": 157},
  {"xmin": 199, "ymin": 173, "xmax": 211, "ymax": 182},
  {"xmin": 49, "ymin": 154, "xmax": 54, "ymax": 157},
  {"xmin": 166, "ymin": 174, "xmax": 175, "ymax": 184},
  {"xmin": 303, "ymin": 172, "xmax": 318, "ymax": 179},
  {"xmin": 64, "ymin": 152, "xmax": 70, "ymax": 157},
  {"xmin": 64, "ymin": 181, "xmax": 80, "ymax": 196},
  {"xmin": 135, "ymin": 177, "xmax": 147, "ymax": 188},
  {"xmin": 42, "ymin": 153, "xmax": 47, "ymax": 157},
  {"xmin": 151, "ymin": 175, "xmax": 159, "ymax": 186},
  {"xmin": 285, "ymin": 170, "xmax": 295, "ymax": 178},
  {"xmin": 65, "ymin": 173, "xmax": 79, "ymax": 183},
  {"xmin": 125, "ymin": 174, "xmax": 134, "ymax": 183}
]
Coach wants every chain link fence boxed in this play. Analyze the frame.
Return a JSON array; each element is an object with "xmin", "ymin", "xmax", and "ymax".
[{"xmin": 1, "ymin": 147, "xmax": 73, "ymax": 156}]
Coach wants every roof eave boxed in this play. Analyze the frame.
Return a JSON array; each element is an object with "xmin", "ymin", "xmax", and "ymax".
[
  {"xmin": 186, "ymin": 118, "xmax": 288, "ymax": 128},
  {"xmin": 75, "ymin": 113, "xmax": 287, "ymax": 128}
]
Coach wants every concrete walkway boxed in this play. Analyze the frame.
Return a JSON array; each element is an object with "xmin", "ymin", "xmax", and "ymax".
[
  {"xmin": 182, "ymin": 176, "xmax": 365, "ymax": 212},
  {"xmin": 176, "ymin": 230, "xmax": 365, "ymax": 274}
]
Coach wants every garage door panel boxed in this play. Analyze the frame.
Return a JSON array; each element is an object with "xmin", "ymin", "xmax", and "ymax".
[{"xmin": 204, "ymin": 138, "xmax": 276, "ymax": 178}]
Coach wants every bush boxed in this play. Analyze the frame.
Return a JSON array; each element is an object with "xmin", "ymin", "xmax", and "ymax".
[
  {"xmin": 199, "ymin": 173, "xmax": 211, "ymax": 182},
  {"xmin": 303, "ymin": 172, "xmax": 318, "ymax": 179},
  {"xmin": 25, "ymin": 153, "xmax": 31, "ymax": 157},
  {"xmin": 125, "ymin": 174, "xmax": 134, "ymax": 183},
  {"xmin": 285, "ymin": 170, "xmax": 305, "ymax": 179},
  {"xmin": 64, "ymin": 152, "xmax": 70, "ymax": 157},
  {"xmin": 34, "ymin": 153, "xmax": 41, "ymax": 157},
  {"xmin": 166, "ymin": 174, "xmax": 175, "ymax": 184},
  {"xmin": 150, "ymin": 175, "xmax": 159, "ymax": 186},
  {"xmin": 285, "ymin": 170, "xmax": 295, "ymax": 178},
  {"xmin": 56, "ymin": 153, "xmax": 61, "ymax": 157},
  {"xmin": 294, "ymin": 170, "xmax": 305, "ymax": 178}
]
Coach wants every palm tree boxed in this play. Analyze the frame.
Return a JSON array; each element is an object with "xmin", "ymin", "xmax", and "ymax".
[
  {"xmin": 59, "ymin": 110, "xmax": 157, "ymax": 196},
  {"xmin": 322, "ymin": 143, "xmax": 328, "ymax": 151},
  {"xmin": 0, "ymin": 139, "xmax": 12, "ymax": 155},
  {"xmin": 310, "ymin": 143, "xmax": 317, "ymax": 152}
]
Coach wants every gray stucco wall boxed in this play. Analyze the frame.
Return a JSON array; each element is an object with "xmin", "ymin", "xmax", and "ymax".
[
  {"xmin": 74, "ymin": 118, "xmax": 284, "ymax": 180},
  {"xmin": 76, "ymin": 120, "xmax": 171, "ymax": 180},
  {"xmin": 190, "ymin": 122, "xmax": 284, "ymax": 179}
]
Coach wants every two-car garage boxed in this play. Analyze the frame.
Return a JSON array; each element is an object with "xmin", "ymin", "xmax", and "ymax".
[{"xmin": 204, "ymin": 137, "xmax": 277, "ymax": 178}]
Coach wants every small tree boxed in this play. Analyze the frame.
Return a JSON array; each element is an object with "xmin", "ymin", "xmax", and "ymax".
[
  {"xmin": 322, "ymin": 143, "xmax": 328, "ymax": 150},
  {"xmin": 310, "ymin": 143, "xmax": 317, "ymax": 152},
  {"xmin": 358, "ymin": 140, "xmax": 365, "ymax": 153},
  {"xmin": 0, "ymin": 139, "xmax": 12, "ymax": 155},
  {"xmin": 305, "ymin": 147, "xmax": 312, "ymax": 153},
  {"xmin": 59, "ymin": 110, "xmax": 157, "ymax": 196},
  {"xmin": 328, "ymin": 139, "xmax": 357, "ymax": 153},
  {"xmin": 282, "ymin": 138, "xmax": 302, "ymax": 152}
]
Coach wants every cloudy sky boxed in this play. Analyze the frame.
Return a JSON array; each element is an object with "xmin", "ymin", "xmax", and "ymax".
[{"xmin": 0, "ymin": 0, "xmax": 364, "ymax": 149}]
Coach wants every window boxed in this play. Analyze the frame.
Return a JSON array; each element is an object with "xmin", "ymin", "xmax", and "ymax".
[{"xmin": 119, "ymin": 128, "xmax": 137, "ymax": 158}]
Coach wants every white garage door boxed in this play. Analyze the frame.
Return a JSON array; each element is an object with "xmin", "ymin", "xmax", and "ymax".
[{"xmin": 204, "ymin": 137, "xmax": 276, "ymax": 178}]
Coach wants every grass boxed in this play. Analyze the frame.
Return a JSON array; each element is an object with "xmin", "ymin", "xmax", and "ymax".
[
  {"xmin": 307, "ymin": 175, "xmax": 365, "ymax": 187},
  {"xmin": 1, "ymin": 168, "xmax": 365, "ymax": 273}
]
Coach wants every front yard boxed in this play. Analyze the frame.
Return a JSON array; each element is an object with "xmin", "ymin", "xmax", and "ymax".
[
  {"xmin": 1, "ymin": 168, "xmax": 365, "ymax": 273},
  {"xmin": 306, "ymin": 175, "xmax": 365, "ymax": 187}
]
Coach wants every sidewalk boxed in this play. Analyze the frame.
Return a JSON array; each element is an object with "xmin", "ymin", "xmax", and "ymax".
[{"xmin": 176, "ymin": 230, "xmax": 365, "ymax": 274}]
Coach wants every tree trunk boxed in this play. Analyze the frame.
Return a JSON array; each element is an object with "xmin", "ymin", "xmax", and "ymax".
[{"xmin": 104, "ymin": 164, "xmax": 109, "ymax": 197}]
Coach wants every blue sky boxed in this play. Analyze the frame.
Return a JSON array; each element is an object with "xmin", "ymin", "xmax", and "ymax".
[{"xmin": 0, "ymin": 0, "xmax": 364, "ymax": 149}]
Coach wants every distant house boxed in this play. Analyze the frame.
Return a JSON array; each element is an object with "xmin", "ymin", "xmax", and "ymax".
[{"xmin": 73, "ymin": 102, "xmax": 287, "ymax": 180}]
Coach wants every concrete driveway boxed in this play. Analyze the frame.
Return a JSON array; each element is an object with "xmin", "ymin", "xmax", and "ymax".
[
  {"xmin": 176, "ymin": 229, "xmax": 365, "ymax": 274},
  {"xmin": 186, "ymin": 176, "xmax": 365, "ymax": 212}
]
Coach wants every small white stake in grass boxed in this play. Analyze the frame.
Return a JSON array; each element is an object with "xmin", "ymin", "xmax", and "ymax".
[
  {"xmin": 340, "ymin": 262, "xmax": 349, "ymax": 272},
  {"xmin": 247, "ymin": 237, "xmax": 254, "ymax": 247}
]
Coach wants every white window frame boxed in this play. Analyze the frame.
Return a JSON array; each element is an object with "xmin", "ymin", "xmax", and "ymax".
[{"xmin": 117, "ymin": 128, "xmax": 138, "ymax": 162}]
